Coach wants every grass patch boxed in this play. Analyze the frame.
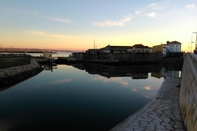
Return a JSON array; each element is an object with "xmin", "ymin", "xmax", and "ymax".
[{"xmin": 0, "ymin": 57, "xmax": 31, "ymax": 69}]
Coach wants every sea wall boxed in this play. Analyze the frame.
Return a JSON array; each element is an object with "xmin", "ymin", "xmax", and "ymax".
[
  {"xmin": 0, "ymin": 59, "xmax": 43, "ymax": 86},
  {"xmin": 179, "ymin": 53, "xmax": 197, "ymax": 131},
  {"xmin": 81, "ymin": 52, "xmax": 162, "ymax": 62},
  {"xmin": 95, "ymin": 52, "xmax": 163, "ymax": 62}
]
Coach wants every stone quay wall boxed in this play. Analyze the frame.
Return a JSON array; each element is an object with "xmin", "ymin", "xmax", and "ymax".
[
  {"xmin": 179, "ymin": 53, "xmax": 197, "ymax": 131},
  {"xmin": 100, "ymin": 52, "xmax": 163, "ymax": 62},
  {"xmin": 83, "ymin": 52, "xmax": 163, "ymax": 63},
  {"xmin": 0, "ymin": 59, "xmax": 43, "ymax": 86}
]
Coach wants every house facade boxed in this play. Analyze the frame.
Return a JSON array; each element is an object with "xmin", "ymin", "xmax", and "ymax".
[
  {"xmin": 162, "ymin": 44, "xmax": 169, "ymax": 57},
  {"xmin": 100, "ymin": 45, "xmax": 131, "ymax": 54},
  {"xmin": 168, "ymin": 41, "xmax": 181, "ymax": 52},
  {"xmin": 163, "ymin": 41, "xmax": 181, "ymax": 56}
]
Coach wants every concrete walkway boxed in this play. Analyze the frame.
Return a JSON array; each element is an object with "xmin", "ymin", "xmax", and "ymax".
[{"xmin": 110, "ymin": 77, "xmax": 186, "ymax": 131}]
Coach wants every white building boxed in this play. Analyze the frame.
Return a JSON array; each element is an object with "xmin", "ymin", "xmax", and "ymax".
[
  {"xmin": 168, "ymin": 41, "xmax": 181, "ymax": 52},
  {"xmin": 163, "ymin": 41, "xmax": 181, "ymax": 56},
  {"xmin": 43, "ymin": 52, "xmax": 52, "ymax": 58}
]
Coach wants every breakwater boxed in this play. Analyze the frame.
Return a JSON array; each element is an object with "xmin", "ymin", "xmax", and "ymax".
[
  {"xmin": 179, "ymin": 53, "xmax": 197, "ymax": 131},
  {"xmin": 0, "ymin": 59, "xmax": 43, "ymax": 89}
]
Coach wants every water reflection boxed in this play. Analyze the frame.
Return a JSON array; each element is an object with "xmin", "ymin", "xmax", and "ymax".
[
  {"xmin": 71, "ymin": 63, "xmax": 162, "ymax": 79},
  {"xmin": 41, "ymin": 64, "xmax": 57, "ymax": 72},
  {"xmin": 0, "ymin": 63, "xmax": 181, "ymax": 131},
  {"xmin": 161, "ymin": 66, "xmax": 180, "ymax": 78}
]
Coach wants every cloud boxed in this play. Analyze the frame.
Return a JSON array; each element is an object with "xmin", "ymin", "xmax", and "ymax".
[
  {"xmin": 92, "ymin": 76, "xmax": 129, "ymax": 87},
  {"xmin": 47, "ymin": 17, "xmax": 71, "ymax": 23},
  {"xmin": 147, "ymin": 1, "xmax": 169, "ymax": 10},
  {"xmin": 147, "ymin": 12, "xmax": 156, "ymax": 17},
  {"xmin": 135, "ymin": 11, "xmax": 141, "ymax": 15},
  {"xmin": 186, "ymin": 4, "xmax": 196, "ymax": 10},
  {"xmin": 26, "ymin": 30, "xmax": 73, "ymax": 39},
  {"xmin": 135, "ymin": 1, "xmax": 170, "ymax": 19},
  {"xmin": 143, "ymin": 86, "xmax": 151, "ymax": 90},
  {"xmin": 93, "ymin": 15, "xmax": 132, "ymax": 27},
  {"xmin": 148, "ymin": 3, "xmax": 157, "ymax": 8}
]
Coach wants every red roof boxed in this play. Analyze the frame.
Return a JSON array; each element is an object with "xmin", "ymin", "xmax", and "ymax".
[
  {"xmin": 131, "ymin": 44, "xmax": 149, "ymax": 48},
  {"xmin": 170, "ymin": 41, "xmax": 181, "ymax": 44}
]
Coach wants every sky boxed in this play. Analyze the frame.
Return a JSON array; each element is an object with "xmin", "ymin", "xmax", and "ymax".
[{"xmin": 0, "ymin": 0, "xmax": 197, "ymax": 51}]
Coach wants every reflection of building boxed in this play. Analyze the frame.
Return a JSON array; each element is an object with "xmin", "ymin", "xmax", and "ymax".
[
  {"xmin": 161, "ymin": 67, "xmax": 180, "ymax": 78},
  {"xmin": 166, "ymin": 71, "xmax": 179, "ymax": 77},
  {"xmin": 72, "ymin": 63, "xmax": 181, "ymax": 79},
  {"xmin": 42, "ymin": 64, "xmax": 57, "ymax": 72},
  {"xmin": 72, "ymin": 63, "xmax": 162, "ymax": 79},
  {"xmin": 131, "ymin": 73, "xmax": 148, "ymax": 79},
  {"xmin": 151, "ymin": 71, "xmax": 162, "ymax": 79}
]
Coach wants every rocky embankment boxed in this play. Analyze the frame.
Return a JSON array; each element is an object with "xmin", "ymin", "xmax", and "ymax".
[{"xmin": 0, "ymin": 59, "xmax": 43, "ymax": 89}]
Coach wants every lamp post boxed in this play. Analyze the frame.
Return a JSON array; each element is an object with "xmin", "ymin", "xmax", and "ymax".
[{"xmin": 193, "ymin": 32, "xmax": 197, "ymax": 50}]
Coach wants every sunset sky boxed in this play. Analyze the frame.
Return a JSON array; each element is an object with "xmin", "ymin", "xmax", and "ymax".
[{"xmin": 0, "ymin": 0, "xmax": 197, "ymax": 51}]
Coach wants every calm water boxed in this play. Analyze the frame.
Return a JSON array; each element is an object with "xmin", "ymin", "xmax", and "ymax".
[{"xmin": 0, "ymin": 63, "xmax": 175, "ymax": 131}]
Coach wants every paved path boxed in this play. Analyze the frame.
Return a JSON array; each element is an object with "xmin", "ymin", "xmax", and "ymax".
[{"xmin": 110, "ymin": 77, "xmax": 186, "ymax": 131}]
